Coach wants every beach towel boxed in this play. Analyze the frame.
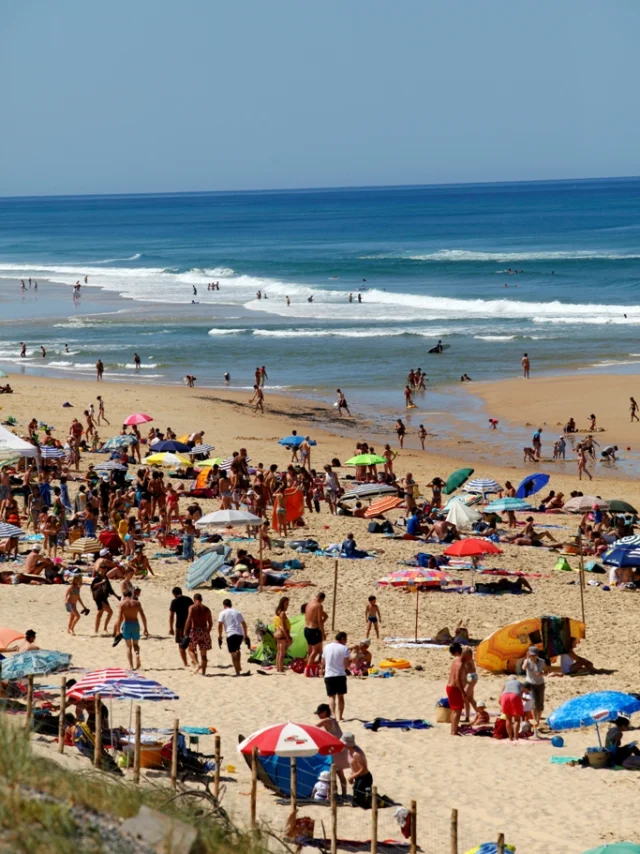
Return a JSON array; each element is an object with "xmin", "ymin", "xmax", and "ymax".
[
  {"xmin": 541, "ymin": 615, "xmax": 572, "ymax": 658},
  {"xmin": 271, "ymin": 487, "xmax": 304, "ymax": 533},
  {"xmin": 363, "ymin": 718, "xmax": 432, "ymax": 731},
  {"xmin": 550, "ymin": 756, "xmax": 582, "ymax": 764}
]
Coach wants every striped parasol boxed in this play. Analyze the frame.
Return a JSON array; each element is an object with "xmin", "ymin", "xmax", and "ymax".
[
  {"xmin": 219, "ymin": 455, "xmax": 251, "ymax": 471},
  {"xmin": 40, "ymin": 446, "xmax": 66, "ymax": 459},
  {"xmin": 144, "ymin": 452, "xmax": 191, "ymax": 467},
  {"xmin": 66, "ymin": 668, "xmax": 132, "ymax": 701},
  {"xmin": 341, "ymin": 483, "xmax": 398, "ymax": 502},
  {"xmin": 463, "ymin": 478, "xmax": 503, "ymax": 496},
  {"xmin": 377, "ymin": 567, "xmax": 452, "ymax": 588},
  {"xmin": 188, "ymin": 443, "xmax": 215, "ymax": 456},
  {"xmin": 76, "ymin": 675, "xmax": 178, "ymax": 702},
  {"xmin": 0, "ymin": 522, "xmax": 25, "ymax": 539},
  {"xmin": 101, "ymin": 435, "xmax": 137, "ymax": 450},
  {"xmin": 68, "ymin": 537, "xmax": 102, "ymax": 554},
  {"xmin": 363, "ymin": 496, "xmax": 404, "ymax": 518},
  {"xmin": 94, "ymin": 460, "xmax": 128, "ymax": 471}
]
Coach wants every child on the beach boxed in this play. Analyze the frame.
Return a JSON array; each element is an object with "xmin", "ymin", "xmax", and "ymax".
[
  {"xmin": 418, "ymin": 424, "xmax": 427, "ymax": 450},
  {"xmin": 65, "ymin": 576, "xmax": 87, "ymax": 635},
  {"xmin": 311, "ymin": 770, "xmax": 331, "ymax": 801},
  {"xmin": 365, "ymin": 595, "xmax": 382, "ymax": 639}
]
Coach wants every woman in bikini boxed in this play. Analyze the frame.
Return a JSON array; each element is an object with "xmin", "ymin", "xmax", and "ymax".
[{"xmin": 273, "ymin": 596, "xmax": 292, "ymax": 673}]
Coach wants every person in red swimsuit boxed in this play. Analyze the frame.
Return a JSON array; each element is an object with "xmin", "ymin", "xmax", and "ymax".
[{"xmin": 446, "ymin": 643, "xmax": 466, "ymax": 736}]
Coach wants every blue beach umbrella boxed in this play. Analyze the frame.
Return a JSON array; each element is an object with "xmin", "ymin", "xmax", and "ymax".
[
  {"xmin": 485, "ymin": 497, "xmax": 532, "ymax": 513},
  {"xmin": 601, "ymin": 544, "xmax": 640, "ymax": 568},
  {"xmin": 151, "ymin": 440, "xmax": 191, "ymax": 453},
  {"xmin": 515, "ymin": 472, "xmax": 550, "ymax": 499},
  {"xmin": 278, "ymin": 436, "xmax": 317, "ymax": 448},
  {"xmin": 101, "ymin": 435, "xmax": 137, "ymax": 451},
  {"xmin": 186, "ymin": 546, "xmax": 232, "ymax": 591},
  {"xmin": 548, "ymin": 691, "xmax": 640, "ymax": 731},
  {"xmin": 0, "ymin": 650, "xmax": 72, "ymax": 680}
]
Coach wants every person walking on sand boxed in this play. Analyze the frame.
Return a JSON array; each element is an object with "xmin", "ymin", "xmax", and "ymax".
[
  {"xmin": 577, "ymin": 444, "xmax": 593, "ymax": 481},
  {"xmin": 184, "ymin": 593, "xmax": 213, "ymax": 675},
  {"xmin": 336, "ymin": 389, "xmax": 350, "ymax": 416},
  {"xmin": 96, "ymin": 395, "xmax": 109, "ymax": 426},
  {"xmin": 522, "ymin": 352, "xmax": 530, "ymax": 379},
  {"xmin": 169, "ymin": 586, "xmax": 194, "ymax": 667},
  {"xmin": 65, "ymin": 577, "xmax": 87, "ymax": 635},
  {"xmin": 418, "ymin": 424, "xmax": 427, "ymax": 450},
  {"xmin": 462, "ymin": 646, "xmax": 478, "ymax": 722},
  {"xmin": 321, "ymin": 631, "xmax": 350, "ymax": 721},
  {"xmin": 114, "ymin": 590, "xmax": 149, "ymax": 671},
  {"xmin": 631, "ymin": 397, "xmax": 639, "ymax": 423},
  {"xmin": 446, "ymin": 642, "xmax": 466, "ymax": 736},
  {"xmin": 304, "ymin": 592, "xmax": 328, "ymax": 670},
  {"xmin": 217, "ymin": 598, "xmax": 249, "ymax": 676},
  {"xmin": 250, "ymin": 384, "xmax": 264, "ymax": 414}
]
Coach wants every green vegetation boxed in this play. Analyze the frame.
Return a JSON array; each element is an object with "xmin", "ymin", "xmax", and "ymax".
[{"xmin": 0, "ymin": 719, "xmax": 276, "ymax": 853}]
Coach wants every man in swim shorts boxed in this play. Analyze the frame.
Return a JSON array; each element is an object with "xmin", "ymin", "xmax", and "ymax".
[
  {"xmin": 115, "ymin": 590, "xmax": 148, "ymax": 670},
  {"xmin": 217, "ymin": 598, "xmax": 249, "ymax": 676},
  {"xmin": 446, "ymin": 643, "xmax": 466, "ymax": 736},
  {"xmin": 185, "ymin": 593, "xmax": 213, "ymax": 675},
  {"xmin": 304, "ymin": 592, "xmax": 328, "ymax": 668}
]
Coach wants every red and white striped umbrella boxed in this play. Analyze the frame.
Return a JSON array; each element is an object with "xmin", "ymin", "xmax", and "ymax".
[
  {"xmin": 237, "ymin": 722, "xmax": 344, "ymax": 757},
  {"xmin": 67, "ymin": 668, "xmax": 130, "ymax": 701}
]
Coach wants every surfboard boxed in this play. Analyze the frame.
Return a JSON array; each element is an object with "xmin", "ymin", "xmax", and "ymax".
[{"xmin": 428, "ymin": 344, "xmax": 450, "ymax": 354}]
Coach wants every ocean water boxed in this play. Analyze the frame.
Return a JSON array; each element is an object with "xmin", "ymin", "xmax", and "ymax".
[{"xmin": 1, "ymin": 178, "xmax": 640, "ymax": 405}]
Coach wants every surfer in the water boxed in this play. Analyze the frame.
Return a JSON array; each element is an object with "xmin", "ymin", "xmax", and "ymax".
[{"xmin": 430, "ymin": 340, "xmax": 444, "ymax": 354}]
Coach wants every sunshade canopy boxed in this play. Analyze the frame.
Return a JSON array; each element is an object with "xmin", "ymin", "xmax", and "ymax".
[
  {"xmin": 443, "ymin": 467, "xmax": 474, "ymax": 495},
  {"xmin": 197, "ymin": 509, "xmax": 263, "ymax": 528},
  {"xmin": 515, "ymin": 472, "xmax": 550, "ymax": 499},
  {"xmin": 444, "ymin": 538, "xmax": 502, "ymax": 557},
  {"xmin": 344, "ymin": 454, "xmax": 387, "ymax": 466},
  {"xmin": 1, "ymin": 650, "xmax": 71, "ymax": 680},
  {"xmin": 463, "ymin": 478, "xmax": 502, "ymax": 495},
  {"xmin": 238, "ymin": 722, "xmax": 344, "ymax": 757},
  {"xmin": 0, "ymin": 424, "xmax": 38, "ymax": 458},
  {"xmin": 548, "ymin": 691, "xmax": 640, "ymax": 731}
]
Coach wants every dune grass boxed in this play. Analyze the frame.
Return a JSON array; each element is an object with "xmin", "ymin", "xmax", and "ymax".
[{"xmin": 0, "ymin": 718, "xmax": 276, "ymax": 853}]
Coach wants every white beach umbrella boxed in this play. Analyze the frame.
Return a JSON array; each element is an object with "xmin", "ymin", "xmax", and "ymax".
[
  {"xmin": 463, "ymin": 478, "xmax": 503, "ymax": 496},
  {"xmin": 446, "ymin": 501, "xmax": 481, "ymax": 528},
  {"xmin": 196, "ymin": 509, "xmax": 263, "ymax": 528},
  {"xmin": 563, "ymin": 495, "xmax": 609, "ymax": 513}
]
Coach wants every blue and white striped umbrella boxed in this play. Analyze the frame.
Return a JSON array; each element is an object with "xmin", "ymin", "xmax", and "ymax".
[
  {"xmin": 84, "ymin": 676, "xmax": 178, "ymax": 702},
  {"xmin": 463, "ymin": 478, "xmax": 503, "ymax": 496},
  {"xmin": 219, "ymin": 455, "xmax": 251, "ymax": 471},
  {"xmin": 189, "ymin": 443, "xmax": 215, "ymax": 456},
  {"xmin": 40, "ymin": 446, "xmax": 66, "ymax": 459},
  {"xmin": 0, "ymin": 522, "xmax": 25, "ymax": 539},
  {"xmin": 615, "ymin": 535, "xmax": 640, "ymax": 547},
  {"xmin": 94, "ymin": 460, "xmax": 128, "ymax": 471}
]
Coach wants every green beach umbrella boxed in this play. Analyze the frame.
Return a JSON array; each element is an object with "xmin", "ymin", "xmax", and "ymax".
[
  {"xmin": 583, "ymin": 845, "xmax": 640, "ymax": 854},
  {"xmin": 607, "ymin": 500, "xmax": 638, "ymax": 515},
  {"xmin": 344, "ymin": 454, "xmax": 387, "ymax": 466},
  {"xmin": 197, "ymin": 457, "xmax": 224, "ymax": 467},
  {"xmin": 0, "ymin": 370, "xmax": 8, "ymax": 378},
  {"xmin": 443, "ymin": 467, "xmax": 474, "ymax": 495}
]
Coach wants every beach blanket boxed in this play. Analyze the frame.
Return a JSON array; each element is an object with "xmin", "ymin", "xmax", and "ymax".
[
  {"xmin": 363, "ymin": 718, "xmax": 432, "ymax": 731},
  {"xmin": 304, "ymin": 841, "xmax": 410, "ymax": 853},
  {"xmin": 550, "ymin": 756, "xmax": 582, "ymax": 764},
  {"xmin": 541, "ymin": 615, "xmax": 572, "ymax": 658},
  {"xmin": 271, "ymin": 487, "xmax": 304, "ymax": 533}
]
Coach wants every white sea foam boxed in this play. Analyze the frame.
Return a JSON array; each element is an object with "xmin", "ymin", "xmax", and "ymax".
[
  {"xmin": 207, "ymin": 327, "xmax": 453, "ymax": 339},
  {"xmin": 2, "ymin": 259, "xmax": 640, "ymax": 326},
  {"xmin": 360, "ymin": 249, "xmax": 640, "ymax": 262},
  {"xmin": 473, "ymin": 335, "xmax": 516, "ymax": 341}
]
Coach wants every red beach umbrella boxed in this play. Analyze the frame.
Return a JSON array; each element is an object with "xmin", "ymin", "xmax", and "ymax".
[
  {"xmin": 444, "ymin": 538, "xmax": 503, "ymax": 557},
  {"xmin": 237, "ymin": 722, "xmax": 344, "ymax": 757},
  {"xmin": 123, "ymin": 413, "xmax": 153, "ymax": 426}
]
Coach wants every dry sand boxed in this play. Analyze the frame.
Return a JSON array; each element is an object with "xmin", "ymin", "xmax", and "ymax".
[{"xmin": 3, "ymin": 373, "xmax": 640, "ymax": 852}]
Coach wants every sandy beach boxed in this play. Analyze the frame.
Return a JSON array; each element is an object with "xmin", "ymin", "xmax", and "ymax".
[{"xmin": 2, "ymin": 372, "xmax": 640, "ymax": 852}]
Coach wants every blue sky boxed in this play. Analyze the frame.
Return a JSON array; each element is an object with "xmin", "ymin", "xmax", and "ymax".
[{"xmin": 2, "ymin": 0, "xmax": 639, "ymax": 196}]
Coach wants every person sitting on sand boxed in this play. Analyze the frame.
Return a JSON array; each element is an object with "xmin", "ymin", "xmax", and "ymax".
[
  {"xmin": 501, "ymin": 516, "xmax": 557, "ymax": 547},
  {"xmin": 425, "ymin": 518, "xmax": 459, "ymax": 543},
  {"xmin": 0, "ymin": 384, "xmax": 13, "ymax": 394},
  {"xmin": 341, "ymin": 533, "xmax": 368, "ymax": 558},
  {"xmin": 474, "ymin": 576, "xmax": 533, "ymax": 594},
  {"xmin": 349, "ymin": 639, "xmax": 372, "ymax": 676},
  {"xmin": 471, "ymin": 700, "xmax": 490, "ymax": 727},
  {"xmin": 559, "ymin": 639, "xmax": 595, "ymax": 675},
  {"xmin": 605, "ymin": 717, "xmax": 640, "ymax": 768}
]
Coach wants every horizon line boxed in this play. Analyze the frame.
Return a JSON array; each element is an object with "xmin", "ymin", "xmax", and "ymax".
[{"xmin": 1, "ymin": 173, "xmax": 639, "ymax": 203}]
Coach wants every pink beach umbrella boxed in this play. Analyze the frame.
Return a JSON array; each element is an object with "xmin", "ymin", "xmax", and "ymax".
[{"xmin": 123, "ymin": 413, "xmax": 153, "ymax": 426}]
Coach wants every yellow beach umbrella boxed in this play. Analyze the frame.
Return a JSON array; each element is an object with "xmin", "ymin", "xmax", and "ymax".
[
  {"xmin": 144, "ymin": 452, "xmax": 191, "ymax": 467},
  {"xmin": 196, "ymin": 457, "xmax": 224, "ymax": 467}
]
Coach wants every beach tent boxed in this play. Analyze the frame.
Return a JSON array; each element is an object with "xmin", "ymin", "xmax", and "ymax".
[
  {"xmin": 446, "ymin": 500, "xmax": 481, "ymax": 528},
  {"xmin": 254, "ymin": 753, "xmax": 331, "ymax": 798},
  {"xmin": 0, "ymin": 425, "xmax": 38, "ymax": 458},
  {"xmin": 249, "ymin": 613, "xmax": 308, "ymax": 665},
  {"xmin": 476, "ymin": 616, "xmax": 586, "ymax": 673}
]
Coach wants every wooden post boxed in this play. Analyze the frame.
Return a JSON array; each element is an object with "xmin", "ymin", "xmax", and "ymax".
[
  {"xmin": 58, "ymin": 677, "xmax": 66, "ymax": 754},
  {"xmin": 331, "ymin": 560, "xmax": 338, "ymax": 631},
  {"xmin": 577, "ymin": 531, "xmax": 586, "ymax": 625},
  {"xmin": 330, "ymin": 764, "xmax": 337, "ymax": 854},
  {"xmin": 450, "ymin": 808, "xmax": 458, "ymax": 854},
  {"xmin": 290, "ymin": 756, "xmax": 297, "ymax": 820},
  {"xmin": 170, "ymin": 718, "xmax": 179, "ymax": 790},
  {"xmin": 93, "ymin": 693, "xmax": 102, "ymax": 767},
  {"xmin": 409, "ymin": 800, "xmax": 417, "ymax": 854},
  {"xmin": 258, "ymin": 534, "xmax": 264, "ymax": 592},
  {"xmin": 414, "ymin": 588, "xmax": 419, "ymax": 642},
  {"xmin": 250, "ymin": 747, "xmax": 258, "ymax": 833},
  {"xmin": 370, "ymin": 785, "xmax": 378, "ymax": 854},
  {"xmin": 133, "ymin": 705, "xmax": 141, "ymax": 784},
  {"xmin": 497, "ymin": 833, "xmax": 505, "ymax": 854},
  {"xmin": 213, "ymin": 735, "xmax": 221, "ymax": 799},
  {"xmin": 25, "ymin": 674, "xmax": 34, "ymax": 733}
]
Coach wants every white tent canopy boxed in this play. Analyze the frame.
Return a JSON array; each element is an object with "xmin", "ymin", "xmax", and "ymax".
[
  {"xmin": 0, "ymin": 424, "xmax": 38, "ymax": 458},
  {"xmin": 446, "ymin": 500, "xmax": 481, "ymax": 529}
]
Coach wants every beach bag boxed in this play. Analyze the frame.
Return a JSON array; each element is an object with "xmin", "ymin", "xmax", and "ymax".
[
  {"xmin": 416, "ymin": 553, "xmax": 433, "ymax": 567},
  {"xmin": 289, "ymin": 658, "xmax": 306, "ymax": 674},
  {"xmin": 304, "ymin": 663, "xmax": 321, "ymax": 678},
  {"xmin": 554, "ymin": 557, "xmax": 572, "ymax": 572},
  {"xmin": 492, "ymin": 717, "xmax": 508, "ymax": 740},
  {"xmin": 368, "ymin": 522, "xmax": 383, "ymax": 533}
]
